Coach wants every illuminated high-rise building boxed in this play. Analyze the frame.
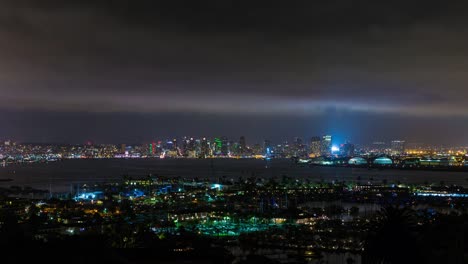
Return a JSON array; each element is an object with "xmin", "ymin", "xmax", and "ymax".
[
  {"xmin": 165, "ymin": 140, "xmax": 174, "ymax": 151},
  {"xmin": 252, "ymin": 143, "xmax": 262, "ymax": 155},
  {"xmin": 182, "ymin": 137, "xmax": 189, "ymax": 155},
  {"xmin": 221, "ymin": 136, "xmax": 229, "ymax": 156},
  {"xmin": 188, "ymin": 137, "xmax": 195, "ymax": 151},
  {"xmin": 320, "ymin": 135, "xmax": 332, "ymax": 156},
  {"xmin": 264, "ymin": 139, "xmax": 272, "ymax": 155},
  {"xmin": 341, "ymin": 142, "xmax": 355, "ymax": 157},
  {"xmin": 292, "ymin": 137, "xmax": 306, "ymax": 157},
  {"xmin": 214, "ymin": 138, "xmax": 222, "ymax": 155},
  {"xmin": 152, "ymin": 142, "xmax": 156, "ymax": 155},
  {"xmin": 172, "ymin": 139, "xmax": 178, "ymax": 150},
  {"xmin": 275, "ymin": 142, "xmax": 288, "ymax": 158},
  {"xmin": 391, "ymin": 140, "xmax": 406, "ymax": 155},
  {"xmin": 239, "ymin": 136, "xmax": 246, "ymax": 154},
  {"xmin": 200, "ymin": 137, "xmax": 209, "ymax": 158},
  {"xmin": 372, "ymin": 141, "xmax": 387, "ymax": 152},
  {"xmin": 194, "ymin": 139, "xmax": 201, "ymax": 156},
  {"xmin": 120, "ymin": 144, "xmax": 126, "ymax": 154},
  {"xmin": 310, "ymin": 136, "xmax": 321, "ymax": 157},
  {"xmin": 294, "ymin": 137, "xmax": 302, "ymax": 146}
]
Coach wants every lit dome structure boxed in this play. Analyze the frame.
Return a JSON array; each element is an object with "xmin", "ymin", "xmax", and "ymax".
[
  {"xmin": 348, "ymin": 157, "xmax": 368, "ymax": 165},
  {"xmin": 373, "ymin": 157, "xmax": 393, "ymax": 165}
]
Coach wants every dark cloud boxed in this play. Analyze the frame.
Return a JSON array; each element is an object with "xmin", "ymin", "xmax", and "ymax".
[{"xmin": 0, "ymin": 1, "xmax": 467, "ymax": 143}]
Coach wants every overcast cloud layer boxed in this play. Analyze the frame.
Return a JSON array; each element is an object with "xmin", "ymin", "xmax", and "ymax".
[{"xmin": 1, "ymin": 1, "xmax": 468, "ymax": 143}]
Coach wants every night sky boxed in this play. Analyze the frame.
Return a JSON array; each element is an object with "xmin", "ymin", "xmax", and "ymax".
[{"xmin": 1, "ymin": 1, "xmax": 468, "ymax": 145}]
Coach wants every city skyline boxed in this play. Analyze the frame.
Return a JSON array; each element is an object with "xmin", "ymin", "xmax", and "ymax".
[
  {"xmin": 1, "ymin": 1, "xmax": 468, "ymax": 144},
  {"xmin": 0, "ymin": 131, "xmax": 464, "ymax": 149},
  {"xmin": 0, "ymin": 132, "xmax": 445, "ymax": 148}
]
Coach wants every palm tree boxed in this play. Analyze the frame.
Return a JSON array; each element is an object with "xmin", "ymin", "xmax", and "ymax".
[
  {"xmin": 0, "ymin": 208, "xmax": 26, "ymax": 246},
  {"xmin": 362, "ymin": 206, "xmax": 421, "ymax": 264}
]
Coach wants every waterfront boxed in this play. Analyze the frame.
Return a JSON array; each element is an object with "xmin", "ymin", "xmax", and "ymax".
[{"xmin": 1, "ymin": 158, "xmax": 468, "ymax": 192}]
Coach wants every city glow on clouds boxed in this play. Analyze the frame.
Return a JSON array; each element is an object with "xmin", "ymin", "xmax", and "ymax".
[
  {"xmin": 1, "ymin": 90, "xmax": 468, "ymax": 117},
  {"xmin": 0, "ymin": 1, "xmax": 468, "ymax": 118}
]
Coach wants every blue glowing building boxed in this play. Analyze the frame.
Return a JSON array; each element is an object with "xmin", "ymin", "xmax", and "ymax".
[{"xmin": 373, "ymin": 157, "xmax": 393, "ymax": 165}]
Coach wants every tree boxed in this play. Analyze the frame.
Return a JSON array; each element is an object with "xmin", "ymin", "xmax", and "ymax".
[
  {"xmin": 362, "ymin": 206, "xmax": 421, "ymax": 264},
  {"xmin": 24, "ymin": 203, "xmax": 42, "ymax": 238},
  {"xmin": 0, "ymin": 208, "xmax": 24, "ymax": 246}
]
